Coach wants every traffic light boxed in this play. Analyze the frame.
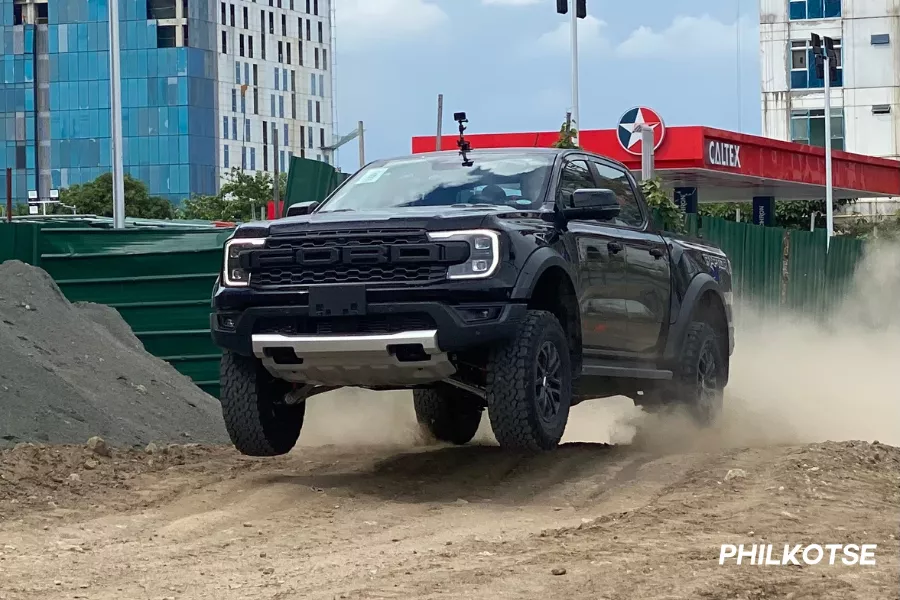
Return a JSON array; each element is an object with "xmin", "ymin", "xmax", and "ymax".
[
  {"xmin": 576, "ymin": 0, "xmax": 586, "ymax": 18},
  {"xmin": 556, "ymin": 0, "xmax": 587, "ymax": 18}
]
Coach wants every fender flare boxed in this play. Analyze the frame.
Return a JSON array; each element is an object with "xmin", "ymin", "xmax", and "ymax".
[
  {"xmin": 510, "ymin": 247, "xmax": 577, "ymax": 300},
  {"xmin": 662, "ymin": 273, "xmax": 729, "ymax": 364}
]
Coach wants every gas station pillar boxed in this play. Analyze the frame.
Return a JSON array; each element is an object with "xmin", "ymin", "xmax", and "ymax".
[
  {"xmin": 752, "ymin": 196, "xmax": 775, "ymax": 226},
  {"xmin": 674, "ymin": 187, "xmax": 698, "ymax": 214}
]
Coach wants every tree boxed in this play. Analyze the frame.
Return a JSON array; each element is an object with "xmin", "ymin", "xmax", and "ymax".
[
  {"xmin": 640, "ymin": 177, "xmax": 686, "ymax": 234},
  {"xmin": 699, "ymin": 199, "xmax": 855, "ymax": 230},
  {"xmin": 552, "ymin": 116, "xmax": 579, "ymax": 149},
  {"xmin": 58, "ymin": 173, "xmax": 176, "ymax": 219},
  {"xmin": 177, "ymin": 168, "xmax": 288, "ymax": 222}
]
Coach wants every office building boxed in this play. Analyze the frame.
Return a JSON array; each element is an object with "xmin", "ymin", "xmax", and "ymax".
[
  {"xmin": 759, "ymin": 0, "xmax": 899, "ymax": 215},
  {"xmin": 0, "ymin": 0, "xmax": 334, "ymax": 204}
]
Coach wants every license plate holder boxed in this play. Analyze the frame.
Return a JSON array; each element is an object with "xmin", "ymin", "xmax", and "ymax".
[{"xmin": 308, "ymin": 284, "xmax": 366, "ymax": 317}]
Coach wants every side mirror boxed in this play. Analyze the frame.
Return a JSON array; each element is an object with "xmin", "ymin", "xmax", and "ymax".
[
  {"xmin": 562, "ymin": 188, "xmax": 620, "ymax": 221},
  {"xmin": 285, "ymin": 201, "xmax": 319, "ymax": 217}
]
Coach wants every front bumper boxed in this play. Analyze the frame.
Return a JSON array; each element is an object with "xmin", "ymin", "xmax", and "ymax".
[{"xmin": 211, "ymin": 300, "xmax": 527, "ymax": 387}]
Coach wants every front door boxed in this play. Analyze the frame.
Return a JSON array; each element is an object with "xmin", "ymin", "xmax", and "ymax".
[
  {"xmin": 588, "ymin": 159, "xmax": 672, "ymax": 354},
  {"xmin": 557, "ymin": 157, "xmax": 631, "ymax": 353}
]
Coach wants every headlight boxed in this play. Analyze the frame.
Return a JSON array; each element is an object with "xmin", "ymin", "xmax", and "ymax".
[
  {"xmin": 222, "ymin": 237, "xmax": 265, "ymax": 287},
  {"xmin": 427, "ymin": 229, "xmax": 500, "ymax": 280}
]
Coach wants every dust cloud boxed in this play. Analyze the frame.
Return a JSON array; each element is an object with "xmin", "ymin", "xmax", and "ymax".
[{"xmin": 295, "ymin": 242, "xmax": 900, "ymax": 451}]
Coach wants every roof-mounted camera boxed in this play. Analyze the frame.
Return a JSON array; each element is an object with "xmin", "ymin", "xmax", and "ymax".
[{"xmin": 455, "ymin": 111, "xmax": 473, "ymax": 167}]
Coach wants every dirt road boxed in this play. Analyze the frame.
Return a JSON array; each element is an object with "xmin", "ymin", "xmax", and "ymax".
[{"xmin": 1, "ymin": 404, "xmax": 898, "ymax": 600}]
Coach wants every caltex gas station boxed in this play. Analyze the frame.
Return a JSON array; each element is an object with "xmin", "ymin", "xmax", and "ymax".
[{"xmin": 411, "ymin": 107, "xmax": 900, "ymax": 227}]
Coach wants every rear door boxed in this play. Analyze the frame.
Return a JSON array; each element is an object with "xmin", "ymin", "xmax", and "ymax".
[
  {"xmin": 587, "ymin": 159, "xmax": 671, "ymax": 355},
  {"xmin": 556, "ymin": 157, "xmax": 631, "ymax": 352}
]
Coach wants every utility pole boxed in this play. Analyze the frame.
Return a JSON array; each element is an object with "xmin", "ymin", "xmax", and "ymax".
[
  {"xmin": 812, "ymin": 33, "xmax": 838, "ymax": 250},
  {"xmin": 272, "ymin": 125, "xmax": 280, "ymax": 219},
  {"xmin": 108, "ymin": 0, "xmax": 125, "ymax": 229},
  {"xmin": 436, "ymin": 94, "xmax": 444, "ymax": 151},
  {"xmin": 556, "ymin": 0, "xmax": 587, "ymax": 143},
  {"xmin": 357, "ymin": 121, "xmax": 365, "ymax": 169}
]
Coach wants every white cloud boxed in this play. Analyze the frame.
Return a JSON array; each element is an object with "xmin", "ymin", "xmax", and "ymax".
[
  {"xmin": 482, "ymin": 0, "xmax": 541, "ymax": 5},
  {"xmin": 616, "ymin": 14, "xmax": 757, "ymax": 60},
  {"xmin": 336, "ymin": 0, "xmax": 448, "ymax": 50},
  {"xmin": 535, "ymin": 15, "xmax": 609, "ymax": 54}
]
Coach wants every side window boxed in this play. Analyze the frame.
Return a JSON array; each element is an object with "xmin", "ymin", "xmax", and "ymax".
[
  {"xmin": 557, "ymin": 160, "xmax": 594, "ymax": 205},
  {"xmin": 592, "ymin": 162, "xmax": 645, "ymax": 227}
]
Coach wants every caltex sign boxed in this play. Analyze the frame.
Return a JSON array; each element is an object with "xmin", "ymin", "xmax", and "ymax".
[{"xmin": 617, "ymin": 106, "xmax": 666, "ymax": 156}]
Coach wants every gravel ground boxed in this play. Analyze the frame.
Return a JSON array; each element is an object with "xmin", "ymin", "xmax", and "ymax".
[{"xmin": 0, "ymin": 260, "xmax": 228, "ymax": 447}]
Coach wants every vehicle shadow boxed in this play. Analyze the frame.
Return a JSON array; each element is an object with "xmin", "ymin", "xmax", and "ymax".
[{"xmin": 261, "ymin": 441, "xmax": 653, "ymax": 506}]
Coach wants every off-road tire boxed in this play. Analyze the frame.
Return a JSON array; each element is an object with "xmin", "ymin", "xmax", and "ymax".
[
  {"xmin": 219, "ymin": 351, "xmax": 305, "ymax": 456},
  {"xmin": 485, "ymin": 310, "xmax": 573, "ymax": 451},
  {"xmin": 413, "ymin": 386, "xmax": 483, "ymax": 445},
  {"xmin": 644, "ymin": 321, "xmax": 725, "ymax": 427}
]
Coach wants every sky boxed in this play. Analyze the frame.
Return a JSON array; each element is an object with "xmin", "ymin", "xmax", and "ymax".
[{"xmin": 331, "ymin": 0, "xmax": 761, "ymax": 173}]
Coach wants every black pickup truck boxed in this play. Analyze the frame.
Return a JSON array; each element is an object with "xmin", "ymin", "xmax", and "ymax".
[{"xmin": 210, "ymin": 147, "xmax": 734, "ymax": 455}]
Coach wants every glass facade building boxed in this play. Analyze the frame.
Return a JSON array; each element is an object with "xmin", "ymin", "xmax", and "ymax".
[{"xmin": 1, "ymin": 0, "xmax": 333, "ymax": 204}]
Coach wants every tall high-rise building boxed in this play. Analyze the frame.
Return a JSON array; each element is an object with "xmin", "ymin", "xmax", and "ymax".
[
  {"xmin": 759, "ymin": 0, "xmax": 899, "ymax": 215},
  {"xmin": 0, "ymin": 0, "xmax": 334, "ymax": 204}
]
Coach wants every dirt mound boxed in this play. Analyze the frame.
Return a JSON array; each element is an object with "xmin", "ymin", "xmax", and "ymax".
[{"xmin": 0, "ymin": 260, "xmax": 228, "ymax": 448}]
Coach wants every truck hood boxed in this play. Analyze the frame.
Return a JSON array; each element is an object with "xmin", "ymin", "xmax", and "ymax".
[{"xmin": 262, "ymin": 206, "xmax": 549, "ymax": 235}]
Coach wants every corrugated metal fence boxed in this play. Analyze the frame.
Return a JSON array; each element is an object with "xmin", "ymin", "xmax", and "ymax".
[{"xmin": 697, "ymin": 216, "xmax": 867, "ymax": 313}]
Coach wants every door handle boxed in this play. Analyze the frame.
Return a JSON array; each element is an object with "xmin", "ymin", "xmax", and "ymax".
[
  {"xmin": 649, "ymin": 247, "xmax": 665, "ymax": 259},
  {"xmin": 607, "ymin": 241, "xmax": 624, "ymax": 254}
]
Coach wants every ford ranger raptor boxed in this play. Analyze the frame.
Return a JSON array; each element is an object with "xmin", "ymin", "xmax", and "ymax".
[{"xmin": 210, "ymin": 147, "xmax": 734, "ymax": 455}]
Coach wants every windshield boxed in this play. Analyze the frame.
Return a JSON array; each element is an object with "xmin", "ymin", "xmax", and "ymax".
[{"xmin": 318, "ymin": 152, "xmax": 556, "ymax": 213}]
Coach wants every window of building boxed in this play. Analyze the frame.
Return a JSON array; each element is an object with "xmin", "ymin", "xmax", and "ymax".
[
  {"xmin": 148, "ymin": 0, "xmax": 177, "ymax": 19},
  {"xmin": 250, "ymin": 148, "xmax": 256, "ymax": 171},
  {"xmin": 322, "ymin": 48, "xmax": 327, "ymax": 70},
  {"xmin": 306, "ymin": 0, "xmax": 311, "ymax": 13},
  {"xmin": 284, "ymin": 124, "xmax": 289, "ymax": 146},
  {"xmin": 224, "ymin": 145, "xmax": 230, "ymax": 168},
  {"xmin": 308, "ymin": 127, "xmax": 314, "ymax": 148},
  {"xmin": 221, "ymin": 2, "xmax": 227, "ymax": 24},
  {"xmin": 269, "ymin": 12, "xmax": 275, "ymax": 34},
  {"xmin": 282, "ymin": 69, "xmax": 288, "ymax": 91},
  {"xmin": 232, "ymin": 117, "xmax": 238, "ymax": 140},
  {"xmin": 183, "ymin": 24, "xmax": 189, "ymax": 46},
  {"xmin": 241, "ymin": 94, "xmax": 246, "ymax": 114},
  {"xmin": 253, "ymin": 64, "xmax": 259, "ymax": 86},
  {"xmin": 261, "ymin": 34, "xmax": 266, "ymax": 59},
  {"xmin": 789, "ymin": 38, "xmax": 843, "ymax": 89},
  {"xmin": 318, "ymin": 22, "xmax": 323, "ymax": 43},
  {"xmin": 246, "ymin": 119, "xmax": 251, "ymax": 141},
  {"xmin": 315, "ymin": 101, "xmax": 320, "ymax": 122},
  {"xmin": 871, "ymin": 34, "xmax": 890, "ymax": 46},
  {"xmin": 245, "ymin": 63, "xmax": 250, "ymax": 84},
  {"xmin": 319, "ymin": 128, "xmax": 325, "ymax": 149},
  {"xmin": 319, "ymin": 74, "xmax": 324, "ymax": 96},
  {"xmin": 275, "ymin": 67, "xmax": 280, "ymax": 90},
  {"xmin": 232, "ymin": 89, "xmax": 237, "ymax": 112},
  {"xmin": 254, "ymin": 88, "xmax": 259, "ymax": 114},
  {"xmin": 310, "ymin": 73, "xmax": 316, "ymax": 95},
  {"xmin": 282, "ymin": 14, "xmax": 287, "ymax": 36},
  {"xmin": 236, "ymin": 63, "xmax": 242, "ymax": 84},
  {"xmin": 221, "ymin": 31, "xmax": 228, "ymax": 53},
  {"xmin": 314, "ymin": 48, "xmax": 319, "ymax": 69},
  {"xmin": 230, "ymin": 4, "xmax": 236, "ymax": 26},
  {"xmin": 299, "ymin": 43, "xmax": 304, "ymax": 65},
  {"xmin": 306, "ymin": 20, "xmax": 311, "ymax": 41},
  {"xmin": 263, "ymin": 147, "xmax": 269, "ymax": 171},
  {"xmin": 157, "ymin": 25, "xmax": 177, "ymax": 48},
  {"xmin": 307, "ymin": 100, "xmax": 313, "ymax": 122},
  {"xmin": 271, "ymin": 94, "xmax": 276, "ymax": 116},
  {"xmin": 278, "ymin": 41, "xmax": 283, "ymax": 62},
  {"xmin": 287, "ymin": 43, "xmax": 292, "ymax": 64},
  {"xmin": 223, "ymin": 117, "xmax": 229, "ymax": 139},
  {"xmin": 243, "ymin": 6, "xmax": 249, "ymax": 28},
  {"xmin": 261, "ymin": 10, "xmax": 266, "ymax": 31},
  {"xmin": 280, "ymin": 151, "xmax": 286, "ymax": 172},
  {"xmin": 13, "ymin": 3, "xmax": 23, "ymax": 25},
  {"xmin": 314, "ymin": 0, "xmax": 319, "ymax": 15},
  {"xmin": 279, "ymin": 96, "xmax": 285, "ymax": 118},
  {"xmin": 242, "ymin": 147, "xmax": 248, "ymax": 170},
  {"xmin": 292, "ymin": 93, "xmax": 297, "ymax": 119},
  {"xmin": 791, "ymin": 108, "xmax": 844, "ymax": 150},
  {"xmin": 789, "ymin": 0, "xmax": 840, "ymax": 20},
  {"xmin": 291, "ymin": 0, "xmax": 295, "ymax": 9},
  {"xmin": 263, "ymin": 121, "xmax": 269, "ymax": 144},
  {"xmin": 301, "ymin": 126, "xmax": 306, "ymax": 149},
  {"xmin": 291, "ymin": 70, "xmax": 296, "ymax": 92},
  {"xmin": 278, "ymin": 0, "xmax": 282, "ymax": 7},
  {"xmin": 239, "ymin": 34, "xmax": 245, "ymax": 56}
]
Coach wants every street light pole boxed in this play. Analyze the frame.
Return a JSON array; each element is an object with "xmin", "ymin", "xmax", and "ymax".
[
  {"xmin": 570, "ymin": 1, "xmax": 580, "ymax": 143},
  {"xmin": 108, "ymin": 0, "xmax": 125, "ymax": 229},
  {"xmin": 823, "ymin": 54, "xmax": 834, "ymax": 251}
]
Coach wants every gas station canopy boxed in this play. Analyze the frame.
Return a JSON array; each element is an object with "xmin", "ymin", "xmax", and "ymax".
[{"xmin": 411, "ymin": 125, "xmax": 900, "ymax": 203}]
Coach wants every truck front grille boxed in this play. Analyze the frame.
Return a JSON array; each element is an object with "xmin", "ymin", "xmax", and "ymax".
[
  {"xmin": 248, "ymin": 229, "xmax": 452, "ymax": 289},
  {"xmin": 255, "ymin": 313, "xmax": 438, "ymax": 336}
]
